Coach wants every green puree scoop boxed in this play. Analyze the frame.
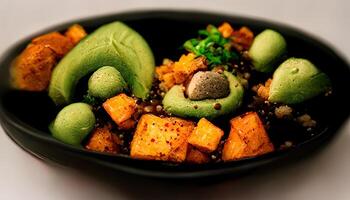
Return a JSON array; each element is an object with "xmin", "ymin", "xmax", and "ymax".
[
  {"xmin": 249, "ymin": 29, "xmax": 287, "ymax": 73},
  {"xmin": 49, "ymin": 103, "xmax": 96, "ymax": 145},
  {"xmin": 269, "ymin": 58, "xmax": 331, "ymax": 104},
  {"xmin": 88, "ymin": 66, "xmax": 127, "ymax": 100}
]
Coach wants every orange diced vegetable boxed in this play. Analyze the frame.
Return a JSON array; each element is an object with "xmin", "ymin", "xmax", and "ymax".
[
  {"xmin": 188, "ymin": 118, "xmax": 224, "ymax": 153},
  {"xmin": 160, "ymin": 73, "xmax": 176, "ymax": 91},
  {"xmin": 118, "ymin": 118, "xmax": 136, "ymax": 130},
  {"xmin": 218, "ymin": 22, "xmax": 234, "ymax": 38},
  {"xmin": 10, "ymin": 25, "xmax": 85, "ymax": 91},
  {"xmin": 186, "ymin": 146, "xmax": 210, "ymax": 164},
  {"xmin": 130, "ymin": 114, "xmax": 195, "ymax": 162},
  {"xmin": 155, "ymin": 53, "xmax": 207, "ymax": 91},
  {"xmin": 168, "ymin": 139, "xmax": 189, "ymax": 163},
  {"xmin": 64, "ymin": 24, "xmax": 87, "ymax": 45},
  {"xmin": 31, "ymin": 32, "xmax": 74, "ymax": 57},
  {"xmin": 222, "ymin": 112, "xmax": 274, "ymax": 161},
  {"xmin": 103, "ymin": 93, "xmax": 137, "ymax": 125},
  {"xmin": 11, "ymin": 32, "xmax": 73, "ymax": 91},
  {"xmin": 231, "ymin": 26, "xmax": 254, "ymax": 51},
  {"xmin": 85, "ymin": 125, "xmax": 121, "ymax": 153},
  {"xmin": 173, "ymin": 54, "xmax": 207, "ymax": 80},
  {"xmin": 11, "ymin": 44, "xmax": 57, "ymax": 91},
  {"xmin": 155, "ymin": 64, "xmax": 173, "ymax": 78},
  {"xmin": 254, "ymin": 78, "xmax": 272, "ymax": 100}
]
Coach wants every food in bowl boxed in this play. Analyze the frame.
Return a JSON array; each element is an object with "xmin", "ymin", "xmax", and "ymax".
[{"xmin": 10, "ymin": 21, "xmax": 332, "ymax": 164}]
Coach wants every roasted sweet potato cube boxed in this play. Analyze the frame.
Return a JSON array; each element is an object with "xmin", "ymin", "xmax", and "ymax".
[
  {"xmin": 10, "ymin": 30, "xmax": 80, "ymax": 91},
  {"xmin": 186, "ymin": 146, "xmax": 210, "ymax": 164},
  {"xmin": 118, "ymin": 119, "xmax": 136, "ymax": 130},
  {"xmin": 10, "ymin": 25, "xmax": 86, "ymax": 92},
  {"xmin": 222, "ymin": 112, "xmax": 274, "ymax": 161},
  {"xmin": 188, "ymin": 118, "xmax": 224, "ymax": 153},
  {"xmin": 218, "ymin": 22, "xmax": 234, "ymax": 38},
  {"xmin": 85, "ymin": 125, "xmax": 121, "ymax": 154},
  {"xmin": 155, "ymin": 53, "xmax": 207, "ymax": 91},
  {"xmin": 130, "ymin": 114, "xmax": 195, "ymax": 162},
  {"xmin": 160, "ymin": 73, "xmax": 176, "ymax": 91},
  {"xmin": 31, "ymin": 32, "xmax": 73, "ymax": 57},
  {"xmin": 103, "ymin": 93, "xmax": 137, "ymax": 125},
  {"xmin": 11, "ymin": 44, "xmax": 58, "ymax": 91},
  {"xmin": 168, "ymin": 139, "xmax": 189, "ymax": 163},
  {"xmin": 155, "ymin": 64, "xmax": 173, "ymax": 78},
  {"xmin": 64, "ymin": 24, "xmax": 87, "ymax": 45}
]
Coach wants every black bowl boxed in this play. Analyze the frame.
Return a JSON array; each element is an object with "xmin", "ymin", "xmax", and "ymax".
[{"xmin": 0, "ymin": 10, "xmax": 349, "ymax": 179}]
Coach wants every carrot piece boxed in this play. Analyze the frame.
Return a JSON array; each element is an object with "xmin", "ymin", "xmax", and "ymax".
[
  {"xmin": 188, "ymin": 118, "xmax": 224, "ymax": 153},
  {"xmin": 103, "ymin": 93, "xmax": 137, "ymax": 125},
  {"xmin": 222, "ymin": 112, "xmax": 274, "ymax": 161},
  {"xmin": 130, "ymin": 114, "xmax": 195, "ymax": 162}
]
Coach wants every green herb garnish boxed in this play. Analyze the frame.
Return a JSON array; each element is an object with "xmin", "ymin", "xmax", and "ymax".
[
  {"xmin": 82, "ymin": 93, "xmax": 99, "ymax": 106},
  {"xmin": 183, "ymin": 25, "xmax": 238, "ymax": 68}
]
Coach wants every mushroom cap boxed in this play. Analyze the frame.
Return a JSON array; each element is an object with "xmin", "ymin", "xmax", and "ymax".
[{"xmin": 186, "ymin": 71, "xmax": 230, "ymax": 100}]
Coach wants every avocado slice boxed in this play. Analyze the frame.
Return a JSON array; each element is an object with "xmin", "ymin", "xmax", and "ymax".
[
  {"xmin": 269, "ymin": 58, "xmax": 331, "ymax": 104},
  {"xmin": 249, "ymin": 29, "xmax": 287, "ymax": 72},
  {"xmin": 162, "ymin": 71, "xmax": 244, "ymax": 119},
  {"xmin": 49, "ymin": 21, "xmax": 154, "ymax": 105}
]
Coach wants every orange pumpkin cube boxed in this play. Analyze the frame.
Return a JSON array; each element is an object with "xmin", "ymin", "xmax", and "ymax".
[
  {"xmin": 186, "ymin": 146, "xmax": 210, "ymax": 164},
  {"xmin": 130, "ymin": 114, "xmax": 195, "ymax": 162},
  {"xmin": 103, "ymin": 93, "xmax": 137, "ymax": 125},
  {"xmin": 188, "ymin": 118, "xmax": 224, "ymax": 153},
  {"xmin": 155, "ymin": 53, "xmax": 207, "ymax": 91},
  {"xmin": 218, "ymin": 22, "xmax": 234, "ymax": 38},
  {"xmin": 85, "ymin": 125, "xmax": 120, "ymax": 154},
  {"xmin": 117, "ymin": 118, "xmax": 136, "ymax": 130},
  {"xmin": 64, "ymin": 24, "xmax": 87, "ymax": 45},
  {"xmin": 222, "ymin": 112, "xmax": 274, "ymax": 161}
]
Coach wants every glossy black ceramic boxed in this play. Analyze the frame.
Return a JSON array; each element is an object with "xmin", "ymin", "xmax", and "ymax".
[{"xmin": 0, "ymin": 10, "xmax": 349, "ymax": 178}]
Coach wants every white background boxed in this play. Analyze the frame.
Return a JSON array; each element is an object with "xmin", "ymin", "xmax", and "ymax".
[{"xmin": 0, "ymin": 0, "xmax": 349, "ymax": 199}]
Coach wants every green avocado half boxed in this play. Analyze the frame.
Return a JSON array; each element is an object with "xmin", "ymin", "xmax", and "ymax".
[
  {"xmin": 49, "ymin": 21, "xmax": 155, "ymax": 105},
  {"xmin": 162, "ymin": 71, "xmax": 244, "ymax": 119},
  {"xmin": 269, "ymin": 58, "xmax": 331, "ymax": 104},
  {"xmin": 249, "ymin": 29, "xmax": 287, "ymax": 73}
]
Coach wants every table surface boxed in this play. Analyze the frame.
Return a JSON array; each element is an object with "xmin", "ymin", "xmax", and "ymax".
[{"xmin": 0, "ymin": 0, "xmax": 349, "ymax": 199}]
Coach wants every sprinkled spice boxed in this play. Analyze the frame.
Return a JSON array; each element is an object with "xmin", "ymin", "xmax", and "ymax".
[{"xmin": 214, "ymin": 103, "xmax": 222, "ymax": 110}]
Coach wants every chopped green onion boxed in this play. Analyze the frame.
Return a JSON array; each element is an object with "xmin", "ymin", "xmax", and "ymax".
[{"xmin": 183, "ymin": 24, "xmax": 239, "ymax": 68}]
